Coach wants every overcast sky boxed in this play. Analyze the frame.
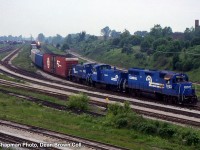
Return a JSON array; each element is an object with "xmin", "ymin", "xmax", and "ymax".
[{"xmin": 0, "ymin": 0, "xmax": 200, "ymax": 38}]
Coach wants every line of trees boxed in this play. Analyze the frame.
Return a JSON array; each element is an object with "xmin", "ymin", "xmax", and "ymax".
[{"xmin": 37, "ymin": 24, "xmax": 200, "ymax": 71}]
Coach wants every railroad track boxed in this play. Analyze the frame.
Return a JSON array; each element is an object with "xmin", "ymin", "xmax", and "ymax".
[
  {"xmin": 0, "ymin": 88, "xmax": 104, "ymax": 117},
  {"xmin": 1, "ymin": 46, "xmax": 199, "ymax": 109},
  {"xmin": 0, "ymin": 79, "xmax": 200, "ymax": 127},
  {"xmin": 0, "ymin": 132, "xmax": 55, "ymax": 150},
  {"xmin": 0, "ymin": 47, "xmax": 200, "ymax": 127},
  {"xmin": 0, "ymin": 46, "xmax": 14, "ymax": 54},
  {"xmin": 0, "ymin": 120, "xmax": 127, "ymax": 150}
]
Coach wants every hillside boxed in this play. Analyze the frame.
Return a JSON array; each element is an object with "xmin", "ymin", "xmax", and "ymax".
[
  {"xmin": 71, "ymin": 41, "xmax": 200, "ymax": 82},
  {"xmin": 62, "ymin": 25, "xmax": 200, "ymax": 82}
]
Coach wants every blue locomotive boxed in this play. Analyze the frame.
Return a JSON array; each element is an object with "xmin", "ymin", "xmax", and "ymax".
[
  {"xmin": 31, "ymin": 47, "xmax": 198, "ymax": 105},
  {"xmin": 70, "ymin": 63, "xmax": 197, "ymax": 105},
  {"xmin": 127, "ymin": 68, "xmax": 197, "ymax": 104}
]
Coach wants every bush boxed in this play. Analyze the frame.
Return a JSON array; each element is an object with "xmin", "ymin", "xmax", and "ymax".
[
  {"xmin": 105, "ymin": 102, "xmax": 133, "ymax": 128},
  {"xmin": 183, "ymin": 131, "xmax": 200, "ymax": 146},
  {"xmin": 67, "ymin": 93, "xmax": 89, "ymax": 111},
  {"xmin": 134, "ymin": 53, "xmax": 146, "ymax": 60},
  {"xmin": 114, "ymin": 116, "xmax": 128, "ymax": 128},
  {"xmin": 107, "ymin": 101, "xmax": 131, "ymax": 116},
  {"xmin": 139, "ymin": 123, "xmax": 157, "ymax": 135},
  {"xmin": 158, "ymin": 127, "xmax": 176, "ymax": 138}
]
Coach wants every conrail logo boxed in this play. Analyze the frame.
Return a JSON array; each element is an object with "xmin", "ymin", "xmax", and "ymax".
[
  {"xmin": 57, "ymin": 60, "xmax": 61, "ymax": 67},
  {"xmin": 146, "ymin": 75, "xmax": 164, "ymax": 89},
  {"xmin": 47, "ymin": 57, "xmax": 50, "ymax": 69}
]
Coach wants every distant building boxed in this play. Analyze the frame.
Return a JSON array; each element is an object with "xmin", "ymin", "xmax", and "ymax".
[
  {"xmin": 172, "ymin": 32, "xmax": 184, "ymax": 40},
  {"xmin": 195, "ymin": 20, "xmax": 199, "ymax": 29}
]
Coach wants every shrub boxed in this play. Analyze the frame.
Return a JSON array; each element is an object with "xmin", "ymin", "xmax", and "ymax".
[
  {"xmin": 183, "ymin": 131, "xmax": 200, "ymax": 146},
  {"xmin": 139, "ymin": 123, "xmax": 157, "ymax": 135},
  {"xmin": 114, "ymin": 116, "xmax": 128, "ymax": 128},
  {"xmin": 105, "ymin": 102, "xmax": 134, "ymax": 128},
  {"xmin": 134, "ymin": 53, "xmax": 146, "ymax": 60},
  {"xmin": 107, "ymin": 101, "xmax": 131, "ymax": 116},
  {"xmin": 67, "ymin": 93, "xmax": 89, "ymax": 111},
  {"xmin": 158, "ymin": 127, "xmax": 176, "ymax": 138}
]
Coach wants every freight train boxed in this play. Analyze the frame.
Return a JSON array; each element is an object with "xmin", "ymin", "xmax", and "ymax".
[{"xmin": 30, "ymin": 47, "xmax": 198, "ymax": 105}]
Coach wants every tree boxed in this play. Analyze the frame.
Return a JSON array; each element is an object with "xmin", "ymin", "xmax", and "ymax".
[
  {"xmin": 130, "ymin": 35, "xmax": 142, "ymax": 45},
  {"xmin": 110, "ymin": 30, "xmax": 121, "ymax": 38},
  {"xmin": 172, "ymin": 54, "xmax": 179, "ymax": 70},
  {"xmin": 184, "ymin": 27, "xmax": 194, "ymax": 41},
  {"xmin": 65, "ymin": 34, "xmax": 72, "ymax": 44},
  {"xmin": 61, "ymin": 43, "xmax": 69, "ymax": 50},
  {"xmin": 87, "ymin": 35, "xmax": 98, "ymax": 42},
  {"xmin": 56, "ymin": 43, "xmax": 60, "ymax": 49},
  {"xmin": 150, "ymin": 24, "xmax": 163, "ymax": 38},
  {"xmin": 101, "ymin": 26, "xmax": 111, "ymax": 40},
  {"xmin": 134, "ymin": 31, "xmax": 148, "ymax": 37},
  {"xmin": 121, "ymin": 44, "xmax": 133, "ymax": 54},
  {"xmin": 152, "ymin": 38, "xmax": 168, "ymax": 50},
  {"xmin": 191, "ymin": 37, "xmax": 200, "ymax": 46},
  {"xmin": 37, "ymin": 33, "xmax": 45, "ymax": 42},
  {"xmin": 162, "ymin": 27, "xmax": 173, "ymax": 37},
  {"xmin": 141, "ymin": 39, "xmax": 151, "ymax": 52},
  {"xmin": 78, "ymin": 31, "xmax": 86, "ymax": 42},
  {"xmin": 119, "ymin": 29, "xmax": 131, "ymax": 47}
]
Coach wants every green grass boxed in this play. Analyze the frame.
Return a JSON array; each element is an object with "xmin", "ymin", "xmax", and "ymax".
[
  {"xmin": 187, "ymin": 68, "xmax": 200, "ymax": 82},
  {"xmin": 12, "ymin": 45, "xmax": 37, "ymax": 72},
  {"xmin": 0, "ymin": 85, "xmax": 66, "ymax": 106},
  {"xmin": 194, "ymin": 84, "xmax": 200, "ymax": 98},
  {"xmin": 0, "ymin": 74, "xmax": 24, "ymax": 83},
  {"xmin": 0, "ymin": 44, "xmax": 6, "ymax": 48},
  {"xmin": 0, "ymin": 51, "xmax": 12, "ymax": 60},
  {"xmin": 46, "ymin": 45, "xmax": 66, "ymax": 55},
  {"xmin": 0, "ymin": 90, "xmax": 200, "ymax": 150},
  {"xmin": 73, "ymin": 41, "xmax": 200, "ymax": 82}
]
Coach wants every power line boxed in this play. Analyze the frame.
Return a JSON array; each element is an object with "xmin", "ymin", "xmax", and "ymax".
[{"xmin": 155, "ymin": 50, "xmax": 200, "ymax": 56}]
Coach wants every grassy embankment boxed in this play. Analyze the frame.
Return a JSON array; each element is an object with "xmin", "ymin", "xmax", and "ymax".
[
  {"xmin": 0, "ymin": 44, "xmax": 14, "ymax": 60},
  {"xmin": 45, "ymin": 44, "xmax": 200, "ymax": 98},
  {"xmin": 12, "ymin": 44, "xmax": 37, "ymax": 72},
  {"xmin": 0, "ymin": 88, "xmax": 200, "ymax": 150},
  {"xmin": 1, "ymin": 43, "xmax": 199, "ymax": 149},
  {"xmin": 72, "ymin": 41, "xmax": 200, "ymax": 97},
  {"xmin": 43, "ymin": 44, "xmax": 87, "ymax": 63},
  {"xmin": 0, "ymin": 44, "xmax": 6, "ymax": 48},
  {"xmin": 74, "ymin": 42, "xmax": 200, "ymax": 81}
]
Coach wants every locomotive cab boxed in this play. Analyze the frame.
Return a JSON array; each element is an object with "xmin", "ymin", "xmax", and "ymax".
[
  {"xmin": 71, "ymin": 63, "xmax": 96, "ymax": 81},
  {"xmin": 166, "ymin": 73, "xmax": 197, "ymax": 104}
]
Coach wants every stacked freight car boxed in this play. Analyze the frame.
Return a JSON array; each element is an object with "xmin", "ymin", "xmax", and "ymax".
[
  {"xmin": 30, "ymin": 49, "xmax": 78, "ymax": 78},
  {"xmin": 30, "ymin": 46, "xmax": 198, "ymax": 105},
  {"xmin": 43, "ymin": 53, "xmax": 78, "ymax": 78}
]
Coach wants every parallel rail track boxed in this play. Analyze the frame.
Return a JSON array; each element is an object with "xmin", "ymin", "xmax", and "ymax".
[
  {"xmin": 0, "ymin": 79, "xmax": 200, "ymax": 127},
  {"xmin": 0, "ymin": 47, "xmax": 200, "ymax": 128},
  {"xmin": 0, "ymin": 120, "xmax": 127, "ymax": 150}
]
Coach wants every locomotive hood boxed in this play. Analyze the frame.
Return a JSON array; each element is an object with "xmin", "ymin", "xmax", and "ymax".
[{"xmin": 179, "ymin": 82, "xmax": 194, "ymax": 96}]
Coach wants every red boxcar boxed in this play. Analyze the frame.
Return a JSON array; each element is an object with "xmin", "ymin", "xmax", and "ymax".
[
  {"xmin": 43, "ymin": 53, "xmax": 78, "ymax": 78},
  {"xmin": 43, "ymin": 53, "xmax": 53, "ymax": 73}
]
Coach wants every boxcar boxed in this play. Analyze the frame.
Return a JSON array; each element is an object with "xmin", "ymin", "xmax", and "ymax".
[
  {"xmin": 35, "ymin": 52, "xmax": 43, "ymax": 68},
  {"xmin": 43, "ymin": 53, "xmax": 78, "ymax": 78},
  {"xmin": 30, "ymin": 49, "xmax": 40, "ymax": 63}
]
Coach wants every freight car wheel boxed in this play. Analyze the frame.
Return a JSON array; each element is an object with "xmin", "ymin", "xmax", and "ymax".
[{"xmin": 155, "ymin": 93, "xmax": 163, "ymax": 101}]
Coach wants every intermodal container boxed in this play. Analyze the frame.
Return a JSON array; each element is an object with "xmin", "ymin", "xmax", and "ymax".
[
  {"xmin": 31, "ymin": 49, "xmax": 40, "ymax": 63},
  {"xmin": 43, "ymin": 53, "xmax": 53, "ymax": 73},
  {"xmin": 43, "ymin": 53, "xmax": 78, "ymax": 78},
  {"xmin": 55, "ymin": 56, "xmax": 78, "ymax": 78},
  {"xmin": 35, "ymin": 52, "xmax": 43, "ymax": 68}
]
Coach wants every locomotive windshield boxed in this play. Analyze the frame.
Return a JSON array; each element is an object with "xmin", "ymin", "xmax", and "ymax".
[{"xmin": 175, "ymin": 76, "xmax": 187, "ymax": 83}]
